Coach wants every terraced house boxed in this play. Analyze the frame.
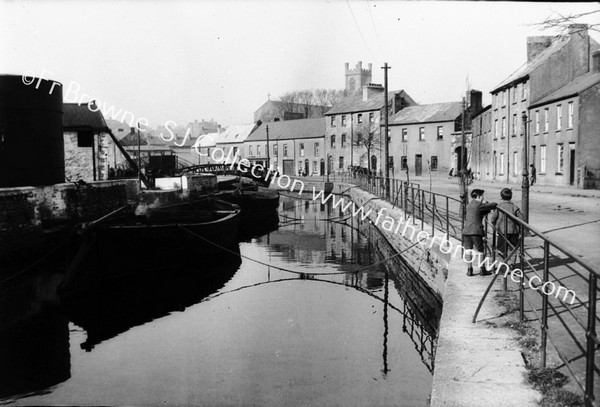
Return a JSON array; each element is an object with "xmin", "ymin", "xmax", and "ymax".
[
  {"xmin": 243, "ymin": 118, "xmax": 326, "ymax": 176},
  {"xmin": 325, "ymin": 84, "xmax": 416, "ymax": 176},
  {"xmin": 472, "ymin": 24, "xmax": 600, "ymax": 188}
]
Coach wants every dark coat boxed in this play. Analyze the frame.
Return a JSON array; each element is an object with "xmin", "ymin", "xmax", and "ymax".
[
  {"xmin": 462, "ymin": 199, "xmax": 497, "ymax": 236},
  {"xmin": 490, "ymin": 201, "xmax": 523, "ymax": 235}
]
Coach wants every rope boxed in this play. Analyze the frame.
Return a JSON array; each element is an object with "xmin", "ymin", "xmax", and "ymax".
[{"xmin": 179, "ymin": 225, "xmax": 419, "ymax": 276}]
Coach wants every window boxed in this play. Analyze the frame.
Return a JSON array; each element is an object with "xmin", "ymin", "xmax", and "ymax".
[
  {"xmin": 512, "ymin": 114, "xmax": 517, "ymax": 136},
  {"xmin": 513, "ymin": 151, "xmax": 518, "ymax": 175},
  {"xmin": 355, "ymin": 132, "xmax": 362, "ymax": 145},
  {"xmin": 568, "ymin": 102, "xmax": 573, "ymax": 128},
  {"xmin": 257, "ymin": 145, "xmax": 261, "ymax": 156},
  {"xmin": 540, "ymin": 145, "xmax": 547, "ymax": 173},
  {"xmin": 500, "ymin": 153, "xmax": 505, "ymax": 175},
  {"xmin": 283, "ymin": 144, "xmax": 288, "ymax": 157},
  {"xmin": 273, "ymin": 144, "xmax": 278, "ymax": 156},
  {"xmin": 494, "ymin": 119, "xmax": 498, "ymax": 139},
  {"xmin": 249, "ymin": 145, "xmax": 253, "ymax": 156},
  {"xmin": 513, "ymin": 86, "xmax": 517, "ymax": 103},
  {"xmin": 502, "ymin": 117, "xmax": 506, "ymax": 138},
  {"xmin": 330, "ymin": 135, "xmax": 336, "ymax": 148},
  {"xmin": 312, "ymin": 160, "xmax": 317, "ymax": 174},
  {"xmin": 77, "ymin": 130, "xmax": 93, "ymax": 147},
  {"xmin": 503, "ymin": 90, "xmax": 507, "ymax": 106},
  {"xmin": 338, "ymin": 156, "xmax": 344, "ymax": 169},
  {"xmin": 557, "ymin": 144, "xmax": 564, "ymax": 173},
  {"xmin": 357, "ymin": 113, "xmax": 362, "ymax": 124},
  {"xmin": 314, "ymin": 142, "xmax": 319, "ymax": 156},
  {"xmin": 431, "ymin": 156, "xmax": 438, "ymax": 170},
  {"xmin": 369, "ymin": 112, "xmax": 374, "ymax": 123},
  {"xmin": 535, "ymin": 110, "xmax": 540, "ymax": 134},
  {"xmin": 298, "ymin": 161, "xmax": 302, "ymax": 174},
  {"xmin": 300, "ymin": 143, "xmax": 305, "ymax": 157},
  {"xmin": 330, "ymin": 116, "xmax": 336, "ymax": 127},
  {"xmin": 419, "ymin": 127, "xmax": 425, "ymax": 141},
  {"xmin": 402, "ymin": 128, "xmax": 408, "ymax": 142},
  {"xmin": 556, "ymin": 105, "xmax": 562, "ymax": 130},
  {"xmin": 233, "ymin": 147, "xmax": 238, "ymax": 156},
  {"xmin": 544, "ymin": 108, "xmax": 549, "ymax": 133},
  {"xmin": 341, "ymin": 134, "xmax": 346, "ymax": 147},
  {"xmin": 341, "ymin": 115, "xmax": 346, "ymax": 126},
  {"xmin": 437, "ymin": 126, "xmax": 443, "ymax": 140},
  {"xmin": 401, "ymin": 156, "xmax": 408, "ymax": 170}
]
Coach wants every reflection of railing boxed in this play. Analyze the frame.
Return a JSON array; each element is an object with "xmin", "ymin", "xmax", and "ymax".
[
  {"xmin": 350, "ymin": 174, "xmax": 464, "ymax": 240},
  {"xmin": 474, "ymin": 206, "xmax": 599, "ymax": 406}
]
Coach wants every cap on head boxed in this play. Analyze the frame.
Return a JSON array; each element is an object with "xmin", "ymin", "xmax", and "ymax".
[
  {"xmin": 500, "ymin": 188, "xmax": 512, "ymax": 201},
  {"xmin": 470, "ymin": 189, "xmax": 485, "ymax": 199}
]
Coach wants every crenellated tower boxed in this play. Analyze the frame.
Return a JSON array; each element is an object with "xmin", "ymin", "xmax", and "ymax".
[{"xmin": 345, "ymin": 61, "xmax": 372, "ymax": 93}]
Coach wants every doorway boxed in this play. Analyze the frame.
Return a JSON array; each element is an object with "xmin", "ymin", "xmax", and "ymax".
[
  {"xmin": 321, "ymin": 158, "xmax": 326, "ymax": 176},
  {"xmin": 569, "ymin": 143, "xmax": 575, "ymax": 185},
  {"xmin": 304, "ymin": 159, "xmax": 309, "ymax": 176},
  {"xmin": 371, "ymin": 155, "xmax": 377, "ymax": 174},
  {"xmin": 283, "ymin": 159, "xmax": 294, "ymax": 176},
  {"xmin": 415, "ymin": 154, "xmax": 422, "ymax": 176}
]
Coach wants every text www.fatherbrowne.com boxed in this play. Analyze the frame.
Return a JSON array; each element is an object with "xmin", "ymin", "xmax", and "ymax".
[{"xmin": 275, "ymin": 175, "xmax": 577, "ymax": 305}]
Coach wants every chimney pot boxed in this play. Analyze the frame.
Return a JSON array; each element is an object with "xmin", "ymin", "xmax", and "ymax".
[{"xmin": 568, "ymin": 24, "xmax": 588, "ymax": 35}]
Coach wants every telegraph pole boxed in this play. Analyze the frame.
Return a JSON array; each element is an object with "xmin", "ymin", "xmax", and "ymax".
[
  {"xmin": 521, "ymin": 112, "xmax": 530, "ymax": 223},
  {"xmin": 459, "ymin": 97, "xmax": 468, "ymax": 214},
  {"xmin": 137, "ymin": 124, "xmax": 141, "ymax": 190},
  {"xmin": 382, "ymin": 62, "xmax": 391, "ymax": 198},
  {"xmin": 266, "ymin": 125, "xmax": 270, "ymax": 170}
]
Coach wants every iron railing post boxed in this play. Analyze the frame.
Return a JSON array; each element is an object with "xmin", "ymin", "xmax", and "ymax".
[
  {"xmin": 431, "ymin": 194, "xmax": 436, "ymax": 237},
  {"xmin": 412, "ymin": 187, "xmax": 415, "ymax": 224},
  {"xmin": 585, "ymin": 274, "xmax": 597, "ymax": 406},
  {"xmin": 519, "ymin": 224, "xmax": 525, "ymax": 323},
  {"xmin": 446, "ymin": 196, "xmax": 449, "ymax": 237},
  {"xmin": 541, "ymin": 240, "xmax": 549, "ymax": 368},
  {"xmin": 421, "ymin": 189, "xmax": 425, "ymax": 231}
]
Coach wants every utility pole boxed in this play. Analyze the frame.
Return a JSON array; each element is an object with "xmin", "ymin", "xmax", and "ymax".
[
  {"xmin": 382, "ymin": 62, "xmax": 391, "ymax": 199},
  {"xmin": 521, "ymin": 112, "xmax": 530, "ymax": 223},
  {"xmin": 137, "ymin": 124, "xmax": 141, "ymax": 190},
  {"xmin": 459, "ymin": 97, "xmax": 468, "ymax": 213},
  {"xmin": 266, "ymin": 125, "xmax": 270, "ymax": 170}
]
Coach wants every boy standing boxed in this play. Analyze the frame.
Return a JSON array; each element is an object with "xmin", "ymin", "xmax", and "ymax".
[
  {"xmin": 491, "ymin": 188, "xmax": 524, "ymax": 269},
  {"xmin": 462, "ymin": 189, "xmax": 497, "ymax": 276}
]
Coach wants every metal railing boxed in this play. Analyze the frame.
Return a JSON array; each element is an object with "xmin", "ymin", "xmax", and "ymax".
[
  {"xmin": 346, "ymin": 173, "xmax": 599, "ymax": 405},
  {"xmin": 473, "ymin": 206, "xmax": 599, "ymax": 406},
  {"xmin": 349, "ymin": 174, "xmax": 464, "ymax": 240}
]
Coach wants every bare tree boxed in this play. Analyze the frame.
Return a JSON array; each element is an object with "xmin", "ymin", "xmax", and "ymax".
[
  {"xmin": 278, "ymin": 91, "xmax": 298, "ymax": 119},
  {"xmin": 296, "ymin": 90, "xmax": 314, "ymax": 118},
  {"xmin": 530, "ymin": 10, "xmax": 600, "ymax": 34},
  {"xmin": 352, "ymin": 121, "xmax": 381, "ymax": 175}
]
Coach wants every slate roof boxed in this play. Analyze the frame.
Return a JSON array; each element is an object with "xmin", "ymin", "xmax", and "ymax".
[
  {"xmin": 530, "ymin": 72, "xmax": 600, "ymax": 108},
  {"xmin": 191, "ymin": 132, "xmax": 220, "ymax": 149},
  {"xmin": 245, "ymin": 117, "xmax": 326, "ymax": 142},
  {"xmin": 216, "ymin": 123, "xmax": 257, "ymax": 144},
  {"xmin": 62, "ymin": 103, "xmax": 108, "ymax": 131},
  {"xmin": 492, "ymin": 36, "xmax": 600, "ymax": 93},
  {"xmin": 389, "ymin": 102, "xmax": 462, "ymax": 125}
]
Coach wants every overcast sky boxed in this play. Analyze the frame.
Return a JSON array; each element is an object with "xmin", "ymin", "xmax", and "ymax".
[{"xmin": 1, "ymin": 1, "xmax": 598, "ymax": 129}]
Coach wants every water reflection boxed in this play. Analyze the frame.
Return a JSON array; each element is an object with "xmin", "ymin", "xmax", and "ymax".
[{"xmin": 1, "ymin": 193, "xmax": 442, "ymax": 406}]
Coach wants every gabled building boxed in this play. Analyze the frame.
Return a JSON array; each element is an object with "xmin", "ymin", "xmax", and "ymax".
[
  {"xmin": 244, "ymin": 117, "xmax": 326, "ymax": 176},
  {"xmin": 473, "ymin": 24, "xmax": 600, "ymax": 187},
  {"xmin": 253, "ymin": 99, "xmax": 329, "ymax": 123},
  {"xmin": 388, "ymin": 101, "xmax": 464, "ymax": 178},
  {"xmin": 63, "ymin": 103, "xmax": 113, "ymax": 182},
  {"xmin": 324, "ymin": 84, "xmax": 417, "ymax": 176},
  {"xmin": 213, "ymin": 123, "xmax": 258, "ymax": 163}
]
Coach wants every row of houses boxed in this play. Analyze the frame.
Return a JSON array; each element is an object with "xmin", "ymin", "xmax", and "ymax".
[{"xmin": 64, "ymin": 24, "xmax": 599, "ymax": 189}]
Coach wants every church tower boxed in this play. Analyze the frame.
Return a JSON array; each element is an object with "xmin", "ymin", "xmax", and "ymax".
[{"xmin": 345, "ymin": 61, "xmax": 372, "ymax": 93}]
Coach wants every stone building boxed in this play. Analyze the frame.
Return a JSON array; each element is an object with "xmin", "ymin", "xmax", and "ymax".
[
  {"xmin": 253, "ymin": 99, "xmax": 329, "ymax": 123},
  {"xmin": 388, "ymin": 101, "xmax": 464, "ymax": 179},
  {"xmin": 243, "ymin": 118, "xmax": 326, "ymax": 176},
  {"xmin": 63, "ymin": 103, "xmax": 113, "ymax": 182},
  {"xmin": 472, "ymin": 24, "xmax": 600, "ymax": 187},
  {"xmin": 324, "ymin": 84, "xmax": 417, "ymax": 176},
  {"xmin": 345, "ymin": 61, "xmax": 372, "ymax": 93}
]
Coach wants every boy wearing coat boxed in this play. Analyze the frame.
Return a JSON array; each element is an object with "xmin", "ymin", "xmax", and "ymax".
[
  {"xmin": 462, "ymin": 189, "xmax": 497, "ymax": 276},
  {"xmin": 490, "ymin": 188, "xmax": 524, "ymax": 269}
]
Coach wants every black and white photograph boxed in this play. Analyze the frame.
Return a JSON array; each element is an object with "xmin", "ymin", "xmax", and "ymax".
[{"xmin": 1, "ymin": 1, "xmax": 599, "ymax": 406}]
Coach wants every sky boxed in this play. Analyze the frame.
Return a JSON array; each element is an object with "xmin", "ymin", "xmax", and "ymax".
[{"xmin": 1, "ymin": 1, "xmax": 599, "ymax": 129}]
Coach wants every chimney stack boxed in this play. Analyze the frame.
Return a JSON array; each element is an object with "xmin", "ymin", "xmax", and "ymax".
[{"xmin": 526, "ymin": 36, "xmax": 554, "ymax": 62}]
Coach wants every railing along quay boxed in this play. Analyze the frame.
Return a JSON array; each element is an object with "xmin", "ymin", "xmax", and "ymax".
[{"xmin": 342, "ymin": 173, "xmax": 598, "ymax": 405}]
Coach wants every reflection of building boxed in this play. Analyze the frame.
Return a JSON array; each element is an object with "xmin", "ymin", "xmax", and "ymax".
[{"xmin": 244, "ymin": 118, "xmax": 326, "ymax": 175}]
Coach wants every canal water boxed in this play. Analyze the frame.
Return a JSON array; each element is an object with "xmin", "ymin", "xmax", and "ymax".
[{"xmin": 0, "ymin": 194, "xmax": 442, "ymax": 406}]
